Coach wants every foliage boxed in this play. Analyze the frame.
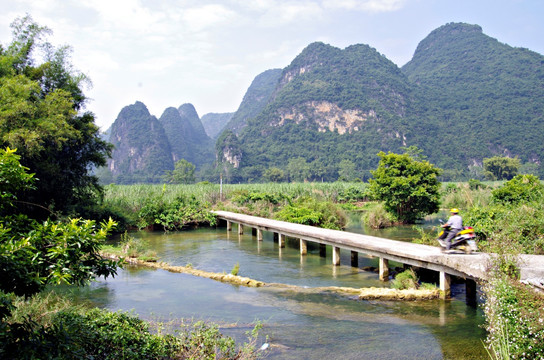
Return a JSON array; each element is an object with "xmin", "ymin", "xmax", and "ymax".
[
  {"xmin": 362, "ymin": 202, "xmax": 393, "ymax": 229},
  {"xmin": 231, "ymin": 262, "xmax": 240, "ymax": 276},
  {"xmin": 163, "ymin": 159, "xmax": 196, "ymax": 184},
  {"xmin": 390, "ymin": 269, "xmax": 418, "ymax": 290},
  {"xmin": 491, "ymin": 174, "xmax": 543, "ymax": 204},
  {"xmin": 274, "ymin": 196, "xmax": 346, "ymax": 230},
  {"xmin": 483, "ymin": 157, "xmax": 521, "ymax": 181},
  {"xmin": 1, "ymin": 302, "xmax": 263, "ymax": 360},
  {"xmin": 262, "ymin": 167, "xmax": 286, "ymax": 183},
  {"xmin": 0, "ymin": 15, "xmax": 111, "ymax": 216},
  {"xmin": 368, "ymin": 150, "xmax": 442, "ymax": 223},
  {"xmin": 0, "ymin": 148, "xmax": 120, "ymax": 296},
  {"xmin": 482, "ymin": 275, "xmax": 544, "ymax": 360}
]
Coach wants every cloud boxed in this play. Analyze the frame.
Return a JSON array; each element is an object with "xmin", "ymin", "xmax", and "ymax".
[
  {"xmin": 181, "ymin": 4, "xmax": 237, "ymax": 32},
  {"xmin": 322, "ymin": 0, "xmax": 407, "ymax": 12}
]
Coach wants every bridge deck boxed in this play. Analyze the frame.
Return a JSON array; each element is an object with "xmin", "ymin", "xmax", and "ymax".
[{"xmin": 213, "ymin": 211, "xmax": 544, "ymax": 288}]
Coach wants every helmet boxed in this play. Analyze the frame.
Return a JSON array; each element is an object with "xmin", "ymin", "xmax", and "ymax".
[{"xmin": 450, "ymin": 208, "xmax": 459, "ymax": 214}]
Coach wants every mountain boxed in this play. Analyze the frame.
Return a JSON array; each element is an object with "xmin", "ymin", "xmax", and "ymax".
[
  {"xmin": 105, "ymin": 101, "xmax": 215, "ymax": 184},
  {"xmin": 216, "ymin": 23, "xmax": 544, "ymax": 181},
  {"xmin": 108, "ymin": 101, "xmax": 174, "ymax": 183},
  {"xmin": 223, "ymin": 69, "xmax": 282, "ymax": 135},
  {"xmin": 402, "ymin": 22, "xmax": 544, "ymax": 172},
  {"xmin": 158, "ymin": 104, "xmax": 214, "ymax": 167},
  {"xmin": 201, "ymin": 112, "xmax": 233, "ymax": 139},
  {"xmin": 218, "ymin": 42, "xmax": 414, "ymax": 181}
]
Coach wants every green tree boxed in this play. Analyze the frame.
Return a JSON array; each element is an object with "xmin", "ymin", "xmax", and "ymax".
[
  {"xmin": 0, "ymin": 148, "xmax": 119, "ymax": 296},
  {"xmin": 483, "ymin": 156, "xmax": 520, "ymax": 181},
  {"xmin": 287, "ymin": 157, "xmax": 310, "ymax": 182},
  {"xmin": 263, "ymin": 167, "xmax": 285, "ymax": 182},
  {"xmin": 163, "ymin": 159, "xmax": 196, "ymax": 184},
  {"xmin": 368, "ymin": 150, "xmax": 442, "ymax": 223},
  {"xmin": 338, "ymin": 159, "xmax": 356, "ymax": 181},
  {"xmin": 0, "ymin": 15, "xmax": 111, "ymax": 216}
]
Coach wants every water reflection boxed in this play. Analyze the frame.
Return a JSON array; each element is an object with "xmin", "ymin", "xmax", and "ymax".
[{"xmin": 66, "ymin": 226, "xmax": 486, "ymax": 359}]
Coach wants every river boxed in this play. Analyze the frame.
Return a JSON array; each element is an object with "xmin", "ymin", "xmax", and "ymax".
[{"xmin": 65, "ymin": 220, "xmax": 487, "ymax": 359}]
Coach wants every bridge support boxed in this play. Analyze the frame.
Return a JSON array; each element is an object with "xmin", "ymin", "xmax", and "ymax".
[
  {"xmin": 257, "ymin": 229, "xmax": 263, "ymax": 241},
  {"xmin": 466, "ymin": 279, "xmax": 477, "ymax": 305},
  {"xmin": 332, "ymin": 246, "xmax": 341, "ymax": 266},
  {"xmin": 279, "ymin": 234, "xmax": 285, "ymax": 248},
  {"xmin": 238, "ymin": 223, "xmax": 243, "ymax": 235},
  {"xmin": 351, "ymin": 251, "xmax": 358, "ymax": 267},
  {"xmin": 379, "ymin": 258, "xmax": 389, "ymax": 281},
  {"xmin": 440, "ymin": 271, "xmax": 451, "ymax": 299},
  {"xmin": 252, "ymin": 228, "xmax": 257, "ymax": 236},
  {"xmin": 319, "ymin": 244, "xmax": 326, "ymax": 257},
  {"xmin": 300, "ymin": 239, "xmax": 307, "ymax": 255},
  {"xmin": 226, "ymin": 221, "xmax": 231, "ymax": 231}
]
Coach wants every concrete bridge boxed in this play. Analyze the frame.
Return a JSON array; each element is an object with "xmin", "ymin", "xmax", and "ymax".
[{"xmin": 213, "ymin": 211, "xmax": 544, "ymax": 298}]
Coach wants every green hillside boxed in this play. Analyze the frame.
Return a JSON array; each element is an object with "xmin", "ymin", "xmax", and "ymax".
[
  {"xmin": 108, "ymin": 101, "xmax": 174, "ymax": 183},
  {"xmin": 402, "ymin": 22, "xmax": 544, "ymax": 174},
  {"xmin": 216, "ymin": 23, "xmax": 544, "ymax": 182}
]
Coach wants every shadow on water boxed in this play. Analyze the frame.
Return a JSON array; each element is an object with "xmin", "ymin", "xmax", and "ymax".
[{"xmin": 63, "ymin": 226, "xmax": 487, "ymax": 359}]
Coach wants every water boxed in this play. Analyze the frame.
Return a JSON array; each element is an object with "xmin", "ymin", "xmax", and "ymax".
[{"xmin": 65, "ymin": 226, "xmax": 487, "ymax": 359}]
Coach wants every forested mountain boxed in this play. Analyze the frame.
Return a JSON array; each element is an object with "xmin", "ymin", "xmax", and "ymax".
[
  {"xmin": 217, "ymin": 42, "xmax": 414, "ymax": 182},
  {"xmin": 402, "ymin": 23, "xmax": 544, "ymax": 175},
  {"xmin": 108, "ymin": 102, "xmax": 174, "ymax": 183},
  {"xmin": 106, "ymin": 101, "xmax": 214, "ymax": 183},
  {"xmin": 159, "ymin": 104, "xmax": 214, "ymax": 167},
  {"xmin": 216, "ymin": 23, "xmax": 544, "ymax": 182},
  {"xmin": 201, "ymin": 112, "xmax": 233, "ymax": 139},
  {"xmin": 223, "ymin": 69, "xmax": 282, "ymax": 135}
]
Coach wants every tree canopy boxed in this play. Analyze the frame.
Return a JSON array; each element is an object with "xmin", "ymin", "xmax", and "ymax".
[
  {"xmin": 368, "ymin": 149, "xmax": 442, "ymax": 223},
  {"xmin": 0, "ymin": 15, "xmax": 111, "ymax": 216}
]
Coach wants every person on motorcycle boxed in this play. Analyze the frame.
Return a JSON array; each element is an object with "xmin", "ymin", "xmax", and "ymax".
[{"xmin": 440, "ymin": 208, "xmax": 463, "ymax": 251}]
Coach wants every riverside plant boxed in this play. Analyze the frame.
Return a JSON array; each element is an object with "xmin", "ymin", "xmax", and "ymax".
[{"xmin": 482, "ymin": 275, "xmax": 544, "ymax": 360}]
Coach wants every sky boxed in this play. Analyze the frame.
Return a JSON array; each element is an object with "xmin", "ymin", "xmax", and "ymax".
[{"xmin": 2, "ymin": 0, "xmax": 544, "ymax": 130}]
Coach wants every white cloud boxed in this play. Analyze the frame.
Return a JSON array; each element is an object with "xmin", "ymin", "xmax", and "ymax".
[
  {"xmin": 322, "ymin": 0, "xmax": 407, "ymax": 12},
  {"xmin": 181, "ymin": 4, "xmax": 237, "ymax": 32}
]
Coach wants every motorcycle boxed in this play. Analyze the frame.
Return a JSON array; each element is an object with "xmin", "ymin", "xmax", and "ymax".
[{"xmin": 437, "ymin": 220, "xmax": 478, "ymax": 254}]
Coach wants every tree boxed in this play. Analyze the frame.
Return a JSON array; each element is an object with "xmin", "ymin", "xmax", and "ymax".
[
  {"xmin": 263, "ymin": 167, "xmax": 285, "ymax": 182},
  {"xmin": 287, "ymin": 157, "xmax": 310, "ymax": 182},
  {"xmin": 483, "ymin": 156, "xmax": 520, "ymax": 181},
  {"xmin": 163, "ymin": 159, "xmax": 196, "ymax": 184},
  {"xmin": 368, "ymin": 150, "xmax": 442, "ymax": 223},
  {"xmin": 0, "ymin": 148, "xmax": 119, "ymax": 296},
  {"xmin": 0, "ymin": 15, "xmax": 111, "ymax": 216},
  {"xmin": 338, "ymin": 159, "xmax": 356, "ymax": 181}
]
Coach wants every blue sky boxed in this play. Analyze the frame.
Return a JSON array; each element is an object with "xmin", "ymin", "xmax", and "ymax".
[{"xmin": 2, "ymin": 0, "xmax": 543, "ymax": 129}]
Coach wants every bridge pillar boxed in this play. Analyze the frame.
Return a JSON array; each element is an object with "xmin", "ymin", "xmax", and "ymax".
[
  {"xmin": 332, "ymin": 246, "xmax": 341, "ymax": 266},
  {"xmin": 279, "ymin": 234, "xmax": 285, "ymax": 248},
  {"xmin": 440, "ymin": 271, "xmax": 451, "ymax": 299},
  {"xmin": 466, "ymin": 279, "xmax": 477, "ymax": 306},
  {"xmin": 351, "ymin": 251, "xmax": 358, "ymax": 267},
  {"xmin": 226, "ymin": 221, "xmax": 231, "ymax": 231},
  {"xmin": 252, "ymin": 228, "xmax": 257, "ymax": 236},
  {"xmin": 379, "ymin": 258, "xmax": 389, "ymax": 281},
  {"xmin": 238, "ymin": 223, "xmax": 243, "ymax": 235},
  {"xmin": 257, "ymin": 229, "xmax": 263, "ymax": 241},
  {"xmin": 300, "ymin": 239, "xmax": 307, "ymax": 255},
  {"xmin": 319, "ymin": 243, "xmax": 326, "ymax": 257}
]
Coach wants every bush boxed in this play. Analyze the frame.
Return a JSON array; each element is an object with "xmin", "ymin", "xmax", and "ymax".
[
  {"xmin": 482, "ymin": 276, "xmax": 544, "ymax": 360},
  {"xmin": 362, "ymin": 202, "xmax": 394, "ymax": 229},
  {"xmin": 274, "ymin": 197, "xmax": 346, "ymax": 230},
  {"xmin": 491, "ymin": 174, "xmax": 544, "ymax": 204},
  {"xmin": 391, "ymin": 269, "xmax": 418, "ymax": 290}
]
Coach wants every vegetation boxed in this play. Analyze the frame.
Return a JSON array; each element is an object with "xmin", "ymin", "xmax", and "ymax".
[
  {"xmin": 483, "ymin": 156, "xmax": 521, "ymax": 181},
  {"xmin": 368, "ymin": 149, "xmax": 442, "ymax": 223},
  {"xmin": 1, "ymin": 292, "xmax": 263, "ymax": 359},
  {"xmin": 0, "ymin": 15, "xmax": 112, "ymax": 217},
  {"xmin": 163, "ymin": 159, "xmax": 196, "ymax": 184}
]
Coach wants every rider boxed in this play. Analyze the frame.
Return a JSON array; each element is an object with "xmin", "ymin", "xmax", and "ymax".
[{"xmin": 440, "ymin": 208, "xmax": 463, "ymax": 251}]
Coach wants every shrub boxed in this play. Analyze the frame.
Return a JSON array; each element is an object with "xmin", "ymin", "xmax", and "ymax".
[
  {"xmin": 491, "ymin": 174, "xmax": 544, "ymax": 205},
  {"xmin": 391, "ymin": 269, "xmax": 418, "ymax": 290},
  {"xmin": 362, "ymin": 202, "xmax": 394, "ymax": 229}
]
